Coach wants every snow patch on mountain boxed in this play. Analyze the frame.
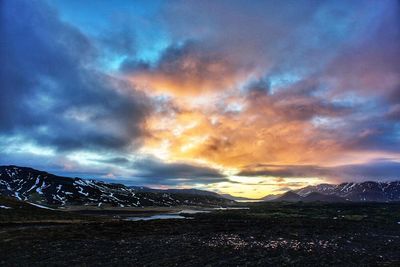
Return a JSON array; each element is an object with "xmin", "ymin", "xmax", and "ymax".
[{"xmin": 0, "ymin": 166, "xmax": 234, "ymax": 208}]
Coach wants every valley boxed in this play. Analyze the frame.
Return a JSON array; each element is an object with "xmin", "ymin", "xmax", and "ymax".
[
  {"xmin": 1, "ymin": 199, "xmax": 400, "ymax": 266},
  {"xmin": 1, "ymin": 165, "xmax": 400, "ymax": 266}
]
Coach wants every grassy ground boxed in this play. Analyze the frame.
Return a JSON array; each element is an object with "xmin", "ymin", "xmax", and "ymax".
[
  {"xmin": 0, "ymin": 196, "xmax": 97, "ymax": 224},
  {"xmin": 1, "ymin": 201, "xmax": 400, "ymax": 266}
]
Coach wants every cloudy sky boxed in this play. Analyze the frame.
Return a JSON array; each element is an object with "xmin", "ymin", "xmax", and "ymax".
[{"xmin": 1, "ymin": 0, "xmax": 399, "ymax": 198}]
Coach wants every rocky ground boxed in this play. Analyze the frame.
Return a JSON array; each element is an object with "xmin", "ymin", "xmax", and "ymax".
[{"xmin": 1, "ymin": 201, "xmax": 400, "ymax": 266}]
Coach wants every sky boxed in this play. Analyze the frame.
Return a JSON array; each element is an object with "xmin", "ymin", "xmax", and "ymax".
[{"xmin": 0, "ymin": 0, "xmax": 399, "ymax": 198}]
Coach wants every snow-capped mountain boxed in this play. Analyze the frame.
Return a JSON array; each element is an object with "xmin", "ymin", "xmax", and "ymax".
[
  {"xmin": 0, "ymin": 166, "xmax": 233, "ymax": 207},
  {"xmin": 295, "ymin": 181, "xmax": 400, "ymax": 202}
]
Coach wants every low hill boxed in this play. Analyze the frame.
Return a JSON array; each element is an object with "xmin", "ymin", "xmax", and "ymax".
[
  {"xmin": 129, "ymin": 186, "xmax": 224, "ymax": 198},
  {"xmin": 269, "ymin": 191, "xmax": 346, "ymax": 203},
  {"xmin": 302, "ymin": 192, "xmax": 346, "ymax": 202},
  {"xmin": 0, "ymin": 195, "xmax": 91, "ymax": 222},
  {"xmin": 273, "ymin": 191, "xmax": 303, "ymax": 202}
]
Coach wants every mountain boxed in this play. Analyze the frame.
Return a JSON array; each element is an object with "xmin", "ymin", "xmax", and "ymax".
[
  {"xmin": 273, "ymin": 191, "xmax": 303, "ymax": 202},
  {"xmin": 294, "ymin": 181, "xmax": 400, "ymax": 202},
  {"xmin": 269, "ymin": 191, "xmax": 346, "ymax": 203},
  {"xmin": 302, "ymin": 192, "xmax": 346, "ymax": 202},
  {"xmin": 0, "ymin": 166, "xmax": 234, "ymax": 208},
  {"xmin": 295, "ymin": 184, "xmax": 336, "ymax": 196},
  {"xmin": 129, "ymin": 186, "xmax": 223, "ymax": 198},
  {"xmin": 260, "ymin": 194, "xmax": 281, "ymax": 201},
  {"xmin": 263, "ymin": 181, "xmax": 400, "ymax": 203},
  {"xmin": 220, "ymin": 194, "xmax": 258, "ymax": 202}
]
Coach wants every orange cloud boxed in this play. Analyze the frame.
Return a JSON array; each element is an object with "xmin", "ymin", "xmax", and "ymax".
[
  {"xmin": 141, "ymin": 91, "xmax": 348, "ymax": 173},
  {"xmin": 122, "ymin": 42, "xmax": 258, "ymax": 96}
]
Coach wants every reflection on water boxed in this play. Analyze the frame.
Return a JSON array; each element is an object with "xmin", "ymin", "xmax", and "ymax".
[
  {"xmin": 213, "ymin": 207, "xmax": 250, "ymax": 210},
  {"xmin": 125, "ymin": 209, "xmax": 210, "ymax": 221},
  {"xmin": 126, "ymin": 214, "xmax": 190, "ymax": 221},
  {"xmin": 179, "ymin": 209, "xmax": 211, "ymax": 214},
  {"xmin": 236, "ymin": 199, "xmax": 263, "ymax": 203},
  {"xmin": 125, "ymin": 207, "xmax": 249, "ymax": 221}
]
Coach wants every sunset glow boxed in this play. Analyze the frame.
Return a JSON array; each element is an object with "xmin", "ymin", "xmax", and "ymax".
[{"xmin": 1, "ymin": 0, "xmax": 399, "ymax": 198}]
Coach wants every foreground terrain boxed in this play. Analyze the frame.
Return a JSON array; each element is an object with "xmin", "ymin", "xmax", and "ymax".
[{"xmin": 1, "ymin": 200, "xmax": 400, "ymax": 266}]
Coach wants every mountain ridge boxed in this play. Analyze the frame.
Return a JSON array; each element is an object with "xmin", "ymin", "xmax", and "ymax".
[
  {"xmin": 0, "ymin": 165, "xmax": 234, "ymax": 208},
  {"xmin": 263, "ymin": 180, "xmax": 400, "ymax": 202},
  {"xmin": 2, "ymin": 165, "xmax": 400, "ymax": 204}
]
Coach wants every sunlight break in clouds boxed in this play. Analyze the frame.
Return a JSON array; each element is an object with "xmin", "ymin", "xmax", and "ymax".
[{"xmin": 0, "ymin": 0, "xmax": 399, "ymax": 198}]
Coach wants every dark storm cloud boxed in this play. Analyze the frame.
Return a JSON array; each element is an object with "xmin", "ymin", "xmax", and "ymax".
[
  {"xmin": 237, "ymin": 159, "xmax": 400, "ymax": 182},
  {"xmin": 245, "ymin": 79, "xmax": 271, "ymax": 96},
  {"xmin": 332, "ymin": 111, "xmax": 400, "ymax": 153},
  {"xmin": 133, "ymin": 157, "xmax": 226, "ymax": 181},
  {"xmin": 237, "ymin": 164, "xmax": 330, "ymax": 178},
  {"xmin": 0, "ymin": 0, "xmax": 151, "ymax": 152},
  {"xmin": 99, "ymin": 157, "xmax": 131, "ymax": 165},
  {"xmin": 335, "ymin": 160, "xmax": 400, "ymax": 181},
  {"xmin": 95, "ymin": 156, "xmax": 229, "ymax": 185}
]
